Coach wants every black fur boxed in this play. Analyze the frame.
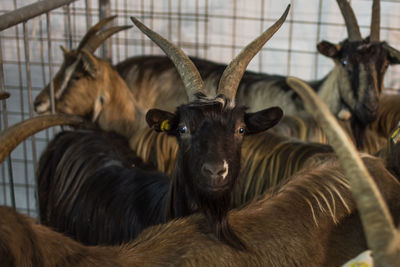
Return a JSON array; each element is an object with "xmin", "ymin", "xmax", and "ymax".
[
  {"xmin": 38, "ymin": 129, "xmax": 170, "ymax": 245},
  {"xmin": 152, "ymin": 101, "xmax": 282, "ymax": 250}
]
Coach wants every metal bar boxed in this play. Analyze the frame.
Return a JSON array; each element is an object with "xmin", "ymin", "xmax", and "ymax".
[
  {"xmin": 0, "ymin": 37, "xmax": 16, "ymax": 209},
  {"xmin": 46, "ymin": 13, "xmax": 56, "ymax": 116},
  {"xmin": 124, "ymin": 0, "xmax": 128, "ymax": 57},
  {"xmin": 141, "ymin": 0, "xmax": 145, "ymax": 54},
  {"xmin": 232, "ymin": 0, "xmax": 237, "ymax": 59},
  {"xmin": 203, "ymin": 0, "xmax": 208, "ymax": 59},
  {"xmin": 38, "ymin": 13, "xmax": 51, "ymax": 145},
  {"xmin": 286, "ymin": 0, "xmax": 295, "ymax": 75},
  {"xmin": 259, "ymin": 0, "xmax": 265, "ymax": 72},
  {"xmin": 150, "ymin": 0, "xmax": 154, "ymax": 54},
  {"xmin": 86, "ymin": 0, "xmax": 92, "ymax": 30},
  {"xmin": 314, "ymin": 0, "xmax": 323, "ymax": 79},
  {"xmin": 23, "ymin": 22, "xmax": 39, "ymax": 217},
  {"xmin": 114, "ymin": 0, "xmax": 120, "ymax": 62},
  {"xmin": 178, "ymin": 0, "xmax": 182, "ymax": 47},
  {"xmin": 99, "ymin": 0, "xmax": 112, "ymax": 60},
  {"xmin": 195, "ymin": 0, "xmax": 199, "ymax": 57},
  {"xmin": 168, "ymin": 0, "xmax": 172, "ymax": 40},
  {"xmin": 0, "ymin": 0, "xmax": 77, "ymax": 32},
  {"xmin": 13, "ymin": 0, "xmax": 29, "ymax": 214},
  {"xmin": 72, "ymin": 1, "xmax": 77, "ymax": 49},
  {"xmin": 65, "ymin": 4, "xmax": 73, "ymax": 49}
]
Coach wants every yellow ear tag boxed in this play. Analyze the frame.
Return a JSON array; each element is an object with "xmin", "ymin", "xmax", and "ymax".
[{"xmin": 160, "ymin": 120, "xmax": 171, "ymax": 132}]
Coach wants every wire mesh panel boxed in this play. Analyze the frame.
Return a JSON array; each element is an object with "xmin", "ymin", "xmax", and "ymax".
[{"xmin": 0, "ymin": 0, "xmax": 400, "ymax": 218}]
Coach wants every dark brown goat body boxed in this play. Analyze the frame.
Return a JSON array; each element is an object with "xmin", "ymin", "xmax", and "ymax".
[{"xmin": 2, "ymin": 155, "xmax": 400, "ymax": 267}]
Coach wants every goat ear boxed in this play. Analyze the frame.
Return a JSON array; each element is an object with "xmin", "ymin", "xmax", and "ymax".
[
  {"xmin": 146, "ymin": 109, "xmax": 176, "ymax": 133},
  {"xmin": 60, "ymin": 45, "xmax": 69, "ymax": 55},
  {"xmin": 383, "ymin": 43, "xmax": 400, "ymax": 64},
  {"xmin": 317, "ymin": 41, "xmax": 340, "ymax": 58},
  {"xmin": 80, "ymin": 49, "xmax": 98, "ymax": 78},
  {"xmin": 244, "ymin": 106, "xmax": 283, "ymax": 134}
]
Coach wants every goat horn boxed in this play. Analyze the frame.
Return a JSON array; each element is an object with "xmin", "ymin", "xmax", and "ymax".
[
  {"xmin": 217, "ymin": 5, "xmax": 290, "ymax": 106},
  {"xmin": 286, "ymin": 76, "xmax": 400, "ymax": 266},
  {"xmin": 370, "ymin": 0, "xmax": 380, "ymax": 42},
  {"xmin": 83, "ymin": 25, "xmax": 133, "ymax": 53},
  {"xmin": 0, "ymin": 114, "xmax": 84, "ymax": 164},
  {"xmin": 0, "ymin": 92, "xmax": 10, "ymax": 100},
  {"xmin": 336, "ymin": 0, "xmax": 362, "ymax": 41},
  {"xmin": 77, "ymin": 15, "xmax": 117, "ymax": 51},
  {"xmin": 131, "ymin": 17, "xmax": 206, "ymax": 102}
]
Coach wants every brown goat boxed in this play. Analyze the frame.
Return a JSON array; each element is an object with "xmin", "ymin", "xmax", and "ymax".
[{"xmin": 1, "ymin": 154, "xmax": 400, "ymax": 266}]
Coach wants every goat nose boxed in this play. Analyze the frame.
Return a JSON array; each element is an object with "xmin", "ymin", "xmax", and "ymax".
[
  {"xmin": 33, "ymin": 99, "xmax": 42, "ymax": 111},
  {"xmin": 201, "ymin": 162, "xmax": 228, "ymax": 179}
]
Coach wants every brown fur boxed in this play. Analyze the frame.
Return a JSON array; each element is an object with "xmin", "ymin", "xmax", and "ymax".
[
  {"xmin": 2, "ymin": 156, "xmax": 400, "ymax": 266},
  {"xmin": 369, "ymin": 94, "xmax": 400, "ymax": 139}
]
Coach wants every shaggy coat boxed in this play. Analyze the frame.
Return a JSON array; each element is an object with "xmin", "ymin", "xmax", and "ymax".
[{"xmin": 3, "ymin": 155, "xmax": 400, "ymax": 266}]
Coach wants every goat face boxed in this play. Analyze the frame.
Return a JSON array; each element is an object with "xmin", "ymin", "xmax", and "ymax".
[
  {"xmin": 34, "ymin": 49, "xmax": 107, "ymax": 120},
  {"xmin": 317, "ymin": 39, "xmax": 400, "ymax": 146},
  {"xmin": 147, "ymin": 101, "xmax": 283, "ymax": 198}
]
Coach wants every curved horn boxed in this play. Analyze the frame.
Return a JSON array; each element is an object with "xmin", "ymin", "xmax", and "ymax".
[
  {"xmin": 83, "ymin": 25, "xmax": 132, "ymax": 53},
  {"xmin": 370, "ymin": 0, "xmax": 380, "ymax": 42},
  {"xmin": 77, "ymin": 15, "xmax": 117, "ymax": 51},
  {"xmin": 131, "ymin": 17, "xmax": 206, "ymax": 102},
  {"xmin": 336, "ymin": 0, "xmax": 362, "ymax": 41},
  {"xmin": 217, "ymin": 5, "xmax": 290, "ymax": 106},
  {"xmin": 0, "ymin": 92, "xmax": 10, "ymax": 100},
  {"xmin": 286, "ymin": 76, "xmax": 399, "ymax": 266},
  {"xmin": 0, "ymin": 114, "xmax": 84, "ymax": 164}
]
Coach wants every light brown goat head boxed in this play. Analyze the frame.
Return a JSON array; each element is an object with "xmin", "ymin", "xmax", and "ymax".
[{"xmin": 33, "ymin": 16, "xmax": 131, "ymax": 120}]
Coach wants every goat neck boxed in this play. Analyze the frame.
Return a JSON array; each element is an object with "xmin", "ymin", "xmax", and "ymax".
[
  {"xmin": 287, "ymin": 76, "xmax": 400, "ymax": 266},
  {"xmin": 92, "ymin": 59, "xmax": 146, "ymax": 139}
]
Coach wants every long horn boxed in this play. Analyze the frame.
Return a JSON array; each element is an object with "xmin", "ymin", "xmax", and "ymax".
[
  {"xmin": 218, "ymin": 5, "xmax": 290, "ymax": 106},
  {"xmin": 82, "ymin": 25, "xmax": 132, "ymax": 53},
  {"xmin": 336, "ymin": 0, "xmax": 363, "ymax": 41},
  {"xmin": 131, "ymin": 17, "xmax": 206, "ymax": 102},
  {"xmin": 0, "ymin": 92, "xmax": 10, "ymax": 100},
  {"xmin": 286, "ymin": 76, "xmax": 400, "ymax": 266},
  {"xmin": 370, "ymin": 0, "xmax": 380, "ymax": 42},
  {"xmin": 77, "ymin": 15, "xmax": 117, "ymax": 51},
  {"xmin": 0, "ymin": 114, "xmax": 84, "ymax": 164}
]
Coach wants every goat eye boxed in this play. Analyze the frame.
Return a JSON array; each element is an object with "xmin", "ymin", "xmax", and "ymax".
[
  {"xmin": 238, "ymin": 127, "xmax": 245, "ymax": 134},
  {"xmin": 71, "ymin": 73, "xmax": 81, "ymax": 80},
  {"xmin": 178, "ymin": 125, "xmax": 187, "ymax": 134}
]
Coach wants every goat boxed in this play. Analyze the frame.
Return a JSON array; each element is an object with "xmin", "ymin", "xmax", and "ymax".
[
  {"xmin": 34, "ymin": 121, "xmax": 330, "ymax": 245},
  {"xmin": 38, "ymin": 7, "xmax": 290, "ymax": 250},
  {"xmin": 38, "ymin": 128, "xmax": 170, "ymax": 245},
  {"xmin": 1, "ymin": 146, "xmax": 400, "ymax": 266},
  {"xmin": 32, "ymin": 16, "xmax": 145, "ymax": 140},
  {"xmin": 2, "ymin": 72, "xmax": 400, "ymax": 267},
  {"xmin": 33, "ymin": 15, "xmax": 396, "ymax": 252},
  {"xmin": 34, "ymin": 0, "xmax": 400, "ymax": 153},
  {"xmin": 286, "ymin": 76, "xmax": 400, "ymax": 266}
]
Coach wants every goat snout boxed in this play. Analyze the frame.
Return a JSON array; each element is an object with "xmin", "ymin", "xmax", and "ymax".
[
  {"xmin": 33, "ymin": 98, "xmax": 49, "ymax": 114},
  {"xmin": 201, "ymin": 161, "xmax": 228, "ymax": 180}
]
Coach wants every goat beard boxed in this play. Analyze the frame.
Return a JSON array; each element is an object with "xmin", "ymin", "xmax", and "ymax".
[{"xmin": 198, "ymin": 192, "xmax": 246, "ymax": 250}]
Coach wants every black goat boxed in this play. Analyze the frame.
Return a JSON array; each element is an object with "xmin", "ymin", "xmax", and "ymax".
[
  {"xmin": 37, "ymin": 7, "xmax": 289, "ymax": 250},
  {"xmin": 38, "ymin": 129, "xmax": 169, "ymax": 245}
]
